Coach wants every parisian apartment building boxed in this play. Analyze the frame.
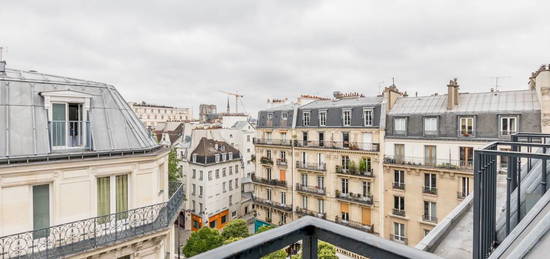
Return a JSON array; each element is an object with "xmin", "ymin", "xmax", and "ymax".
[
  {"xmin": 0, "ymin": 63, "xmax": 184, "ymax": 258},
  {"xmin": 251, "ymin": 65, "xmax": 550, "ymax": 247},
  {"xmin": 128, "ymin": 101, "xmax": 193, "ymax": 127}
]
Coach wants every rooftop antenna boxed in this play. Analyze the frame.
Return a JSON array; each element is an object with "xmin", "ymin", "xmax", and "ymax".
[
  {"xmin": 489, "ymin": 76, "xmax": 510, "ymax": 91},
  {"xmin": 0, "ymin": 46, "xmax": 3, "ymax": 61},
  {"xmin": 392, "ymin": 77, "xmax": 395, "ymax": 86}
]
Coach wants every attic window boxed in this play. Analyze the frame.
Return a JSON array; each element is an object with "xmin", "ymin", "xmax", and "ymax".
[
  {"xmin": 215, "ymin": 154, "xmax": 220, "ymax": 163},
  {"xmin": 193, "ymin": 154, "xmax": 197, "ymax": 163}
]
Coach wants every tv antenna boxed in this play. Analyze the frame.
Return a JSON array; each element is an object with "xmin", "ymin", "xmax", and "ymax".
[{"xmin": 489, "ymin": 76, "xmax": 510, "ymax": 91}]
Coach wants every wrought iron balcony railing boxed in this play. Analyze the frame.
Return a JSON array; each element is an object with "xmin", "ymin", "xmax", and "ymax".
[
  {"xmin": 295, "ymin": 140, "xmax": 380, "ymax": 152},
  {"xmin": 423, "ymin": 186, "xmax": 438, "ymax": 195},
  {"xmin": 253, "ymin": 138, "xmax": 292, "ymax": 146},
  {"xmin": 260, "ymin": 157, "xmax": 274, "ymax": 165},
  {"xmin": 191, "ymin": 216, "xmax": 439, "ymax": 259},
  {"xmin": 296, "ymin": 161, "xmax": 326, "ymax": 171},
  {"xmin": 251, "ymin": 174, "xmax": 287, "ymax": 188},
  {"xmin": 392, "ymin": 209, "xmax": 406, "ymax": 217},
  {"xmin": 0, "ymin": 181, "xmax": 184, "ymax": 259},
  {"xmin": 252, "ymin": 195, "xmax": 292, "ymax": 212},
  {"xmin": 390, "ymin": 234, "xmax": 408, "ymax": 245},
  {"xmin": 276, "ymin": 159, "xmax": 288, "ymax": 167},
  {"xmin": 422, "ymin": 215, "xmax": 438, "ymax": 224},
  {"xmin": 335, "ymin": 165, "xmax": 374, "ymax": 177},
  {"xmin": 384, "ymin": 155, "xmax": 473, "ymax": 170},
  {"xmin": 295, "ymin": 207, "xmax": 326, "ymax": 219},
  {"xmin": 49, "ymin": 120, "xmax": 92, "ymax": 150},
  {"xmin": 335, "ymin": 191, "xmax": 373, "ymax": 205},
  {"xmin": 334, "ymin": 216, "xmax": 373, "ymax": 233},
  {"xmin": 392, "ymin": 182, "xmax": 405, "ymax": 190},
  {"xmin": 295, "ymin": 183, "xmax": 326, "ymax": 196}
]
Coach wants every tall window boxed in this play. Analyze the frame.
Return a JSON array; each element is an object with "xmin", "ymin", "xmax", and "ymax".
[
  {"xmin": 394, "ymin": 144, "xmax": 405, "ymax": 163},
  {"xmin": 51, "ymin": 102, "xmax": 85, "ymax": 148},
  {"xmin": 267, "ymin": 113, "xmax": 273, "ymax": 121},
  {"xmin": 282, "ymin": 112, "xmax": 288, "ymax": 120},
  {"xmin": 223, "ymin": 182, "xmax": 226, "ymax": 193},
  {"xmin": 394, "ymin": 170, "xmax": 405, "ymax": 189},
  {"xmin": 424, "ymin": 173, "xmax": 437, "ymax": 192},
  {"xmin": 302, "ymin": 132, "xmax": 308, "ymax": 144},
  {"xmin": 318, "ymin": 199, "xmax": 325, "ymax": 213},
  {"xmin": 460, "ymin": 147, "xmax": 473, "ymax": 168},
  {"xmin": 317, "ymin": 176, "xmax": 325, "ymax": 189},
  {"xmin": 302, "ymin": 196, "xmax": 309, "ymax": 209},
  {"xmin": 266, "ymin": 189, "xmax": 272, "ymax": 201},
  {"xmin": 342, "ymin": 132, "xmax": 350, "ymax": 147},
  {"xmin": 341, "ymin": 178, "xmax": 349, "ymax": 194},
  {"xmin": 266, "ymin": 168, "xmax": 272, "ymax": 180},
  {"xmin": 393, "ymin": 222, "xmax": 406, "ymax": 241},
  {"xmin": 199, "ymin": 186, "xmax": 203, "ymax": 196},
  {"xmin": 459, "ymin": 117, "xmax": 474, "ymax": 136},
  {"xmin": 424, "ymin": 201, "xmax": 437, "ymax": 222},
  {"xmin": 303, "ymin": 111, "xmax": 310, "ymax": 126},
  {"xmin": 280, "ymin": 151, "xmax": 286, "ymax": 162},
  {"xmin": 318, "ymin": 132, "xmax": 325, "ymax": 146},
  {"xmin": 266, "ymin": 150, "xmax": 272, "ymax": 159},
  {"xmin": 343, "ymin": 109, "xmax": 352, "ymax": 126},
  {"xmin": 394, "ymin": 196, "xmax": 405, "ymax": 211},
  {"xmin": 301, "ymin": 173, "xmax": 308, "ymax": 185},
  {"xmin": 461, "ymin": 177, "xmax": 470, "ymax": 197},
  {"xmin": 362, "ymin": 181, "xmax": 371, "ymax": 196},
  {"xmin": 424, "ymin": 145, "xmax": 436, "ymax": 166},
  {"xmin": 342, "ymin": 155, "xmax": 350, "ymax": 171},
  {"xmin": 33, "ymin": 184, "xmax": 50, "ymax": 238},
  {"xmin": 191, "ymin": 184, "xmax": 196, "ymax": 195},
  {"xmin": 192, "ymin": 169, "xmax": 196, "ymax": 179},
  {"xmin": 363, "ymin": 108, "xmax": 373, "ymax": 126},
  {"xmin": 394, "ymin": 118, "xmax": 407, "ymax": 135},
  {"xmin": 501, "ymin": 116, "xmax": 517, "ymax": 136},
  {"xmin": 97, "ymin": 175, "xmax": 128, "ymax": 219},
  {"xmin": 319, "ymin": 110, "xmax": 327, "ymax": 126},
  {"xmin": 424, "ymin": 117, "xmax": 438, "ymax": 135},
  {"xmin": 281, "ymin": 192, "xmax": 287, "ymax": 204}
]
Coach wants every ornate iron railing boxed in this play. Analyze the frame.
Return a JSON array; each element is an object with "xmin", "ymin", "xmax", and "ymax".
[
  {"xmin": 334, "ymin": 216, "xmax": 373, "ymax": 233},
  {"xmin": 296, "ymin": 161, "xmax": 326, "ymax": 172},
  {"xmin": 0, "ymin": 181, "xmax": 184, "ymax": 258},
  {"xmin": 384, "ymin": 155, "xmax": 473, "ymax": 171}
]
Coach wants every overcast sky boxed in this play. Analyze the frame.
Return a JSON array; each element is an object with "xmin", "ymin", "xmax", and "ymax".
[{"xmin": 2, "ymin": 0, "xmax": 550, "ymax": 117}]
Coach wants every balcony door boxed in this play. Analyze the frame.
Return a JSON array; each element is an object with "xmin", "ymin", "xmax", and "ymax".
[
  {"xmin": 52, "ymin": 102, "xmax": 83, "ymax": 148},
  {"xmin": 362, "ymin": 133, "xmax": 372, "ymax": 150},
  {"xmin": 97, "ymin": 175, "xmax": 129, "ymax": 220},
  {"xmin": 362, "ymin": 207, "xmax": 371, "ymax": 225}
]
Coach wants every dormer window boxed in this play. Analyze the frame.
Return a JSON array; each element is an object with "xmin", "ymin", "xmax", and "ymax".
[
  {"xmin": 343, "ymin": 109, "xmax": 352, "ymax": 126},
  {"xmin": 192, "ymin": 154, "xmax": 197, "ymax": 163},
  {"xmin": 303, "ymin": 111, "xmax": 310, "ymax": 126},
  {"xmin": 215, "ymin": 154, "xmax": 220, "ymax": 163},
  {"xmin": 281, "ymin": 112, "xmax": 288, "ymax": 120},
  {"xmin": 41, "ymin": 90, "xmax": 92, "ymax": 151},
  {"xmin": 229, "ymin": 152, "xmax": 233, "ymax": 160},
  {"xmin": 267, "ymin": 113, "xmax": 273, "ymax": 121}
]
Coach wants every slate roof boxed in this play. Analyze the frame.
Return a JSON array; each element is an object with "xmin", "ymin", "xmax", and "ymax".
[
  {"xmin": 190, "ymin": 137, "xmax": 239, "ymax": 157},
  {"xmin": 300, "ymin": 96, "xmax": 383, "ymax": 109},
  {"xmin": 0, "ymin": 67, "xmax": 158, "ymax": 159},
  {"xmin": 389, "ymin": 90, "xmax": 540, "ymax": 115}
]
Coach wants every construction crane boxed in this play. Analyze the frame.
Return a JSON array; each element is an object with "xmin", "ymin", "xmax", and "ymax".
[{"xmin": 219, "ymin": 90, "xmax": 244, "ymax": 113}]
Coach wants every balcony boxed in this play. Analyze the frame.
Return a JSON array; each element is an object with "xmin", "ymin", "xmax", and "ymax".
[
  {"xmin": 295, "ymin": 140, "xmax": 380, "ymax": 152},
  {"xmin": 384, "ymin": 155, "xmax": 473, "ymax": 171},
  {"xmin": 0, "ymin": 181, "xmax": 184, "ymax": 259},
  {"xmin": 259, "ymin": 156, "xmax": 274, "ymax": 165},
  {"xmin": 296, "ymin": 161, "xmax": 326, "ymax": 172},
  {"xmin": 295, "ymin": 183, "xmax": 326, "ymax": 196},
  {"xmin": 335, "ymin": 190, "xmax": 373, "ymax": 206},
  {"xmin": 276, "ymin": 159, "xmax": 288, "ymax": 167},
  {"xmin": 390, "ymin": 234, "xmax": 408, "ymax": 245},
  {"xmin": 334, "ymin": 216, "xmax": 373, "ymax": 233},
  {"xmin": 252, "ymin": 195, "xmax": 292, "ymax": 212},
  {"xmin": 422, "ymin": 215, "xmax": 438, "ymax": 224},
  {"xmin": 295, "ymin": 207, "xmax": 326, "ymax": 219},
  {"xmin": 194, "ymin": 216, "xmax": 439, "ymax": 259},
  {"xmin": 251, "ymin": 174, "xmax": 287, "ymax": 188},
  {"xmin": 49, "ymin": 120, "xmax": 92, "ymax": 150},
  {"xmin": 392, "ymin": 182, "xmax": 405, "ymax": 190},
  {"xmin": 335, "ymin": 165, "xmax": 374, "ymax": 178},
  {"xmin": 423, "ymin": 186, "xmax": 438, "ymax": 195},
  {"xmin": 392, "ymin": 209, "xmax": 406, "ymax": 217},
  {"xmin": 253, "ymin": 138, "xmax": 292, "ymax": 146}
]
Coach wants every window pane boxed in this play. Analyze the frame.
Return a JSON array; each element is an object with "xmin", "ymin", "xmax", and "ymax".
[
  {"xmin": 33, "ymin": 185, "xmax": 50, "ymax": 238},
  {"xmin": 97, "ymin": 177, "xmax": 111, "ymax": 220}
]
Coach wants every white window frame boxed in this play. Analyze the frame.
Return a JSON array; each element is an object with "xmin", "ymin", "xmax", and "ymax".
[
  {"xmin": 302, "ymin": 195, "xmax": 308, "ymax": 209},
  {"xmin": 394, "ymin": 117, "xmax": 407, "ymax": 135},
  {"xmin": 318, "ymin": 199, "xmax": 325, "ymax": 213},
  {"xmin": 267, "ymin": 113, "xmax": 273, "ymax": 121},
  {"xmin": 343, "ymin": 109, "xmax": 352, "ymax": 126},
  {"xmin": 459, "ymin": 116, "xmax": 475, "ymax": 137},
  {"xmin": 424, "ymin": 117, "xmax": 438, "ymax": 135},
  {"xmin": 282, "ymin": 112, "xmax": 288, "ymax": 120},
  {"xmin": 394, "ymin": 222, "xmax": 406, "ymax": 240},
  {"xmin": 303, "ymin": 111, "xmax": 311, "ymax": 126},
  {"xmin": 500, "ymin": 116, "xmax": 518, "ymax": 136},
  {"xmin": 319, "ymin": 110, "xmax": 327, "ymax": 127},
  {"xmin": 363, "ymin": 108, "xmax": 373, "ymax": 126}
]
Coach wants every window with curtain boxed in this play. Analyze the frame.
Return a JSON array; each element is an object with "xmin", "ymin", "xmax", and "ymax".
[
  {"xmin": 394, "ymin": 118, "xmax": 407, "ymax": 134},
  {"xmin": 33, "ymin": 184, "xmax": 50, "ymax": 239},
  {"xmin": 97, "ymin": 177, "xmax": 111, "ymax": 222},
  {"xmin": 424, "ymin": 117, "xmax": 438, "ymax": 135},
  {"xmin": 116, "ymin": 175, "xmax": 129, "ymax": 219}
]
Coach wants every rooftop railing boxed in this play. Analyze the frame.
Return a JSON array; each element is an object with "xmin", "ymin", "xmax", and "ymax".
[
  {"xmin": 0, "ymin": 181, "xmax": 184, "ymax": 259},
  {"xmin": 189, "ymin": 216, "xmax": 440, "ymax": 259},
  {"xmin": 473, "ymin": 133, "xmax": 550, "ymax": 259},
  {"xmin": 296, "ymin": 161, "xmax": 326, "ymax": 172},
  {"xmin": 384, "ymin": 155, "xmax": 473, "ymax": 171},
  {"xmin": 295, "ymin": 140, "xmax": 380, "ymax": 152},
  {"xmin": 253, "ymin": 138, "xmax": 292, "ymax": 146}
]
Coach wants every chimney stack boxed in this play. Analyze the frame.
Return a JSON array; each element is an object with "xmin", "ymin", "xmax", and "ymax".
[{"xmin": 447, "ymin": 78, "xmax": 459, "ymax": 110}]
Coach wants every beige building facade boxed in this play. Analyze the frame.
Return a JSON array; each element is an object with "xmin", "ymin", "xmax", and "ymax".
[{"xmin": 129, "ymin": 101, "xmax": 193, "ymax": 127}]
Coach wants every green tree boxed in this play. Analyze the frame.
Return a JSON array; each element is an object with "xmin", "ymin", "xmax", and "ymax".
[
  {"xmin": 359, "ymin": 158, "xmax": 367, "ymax": 173},
  {"xmin": 182, "ymin": 227, "xmax": 224, "ymax": 257},
  {"xmin": 224, "ymin": 236, "xmax": 244, "ymax": 245},
  {"xmin": 289, "ymin": 241, "xmax": 339, "ymax": 259},
  {"xmin": 257, "ymin": 224, "xmax": 275, "ymax": 234},
  {"xmin": 262, "ymin": 249, "xmax": 288, "ymax": 259},
  {"xmin": 168, "ymin": 148, "xmax": 181, "ymax": 182},
  {"xmin": 222, "ymin": 219, "xmax": 250, "ymax": 240}
]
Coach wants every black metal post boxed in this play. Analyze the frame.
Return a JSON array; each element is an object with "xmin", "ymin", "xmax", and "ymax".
[
  {"xmin": 473, "ymin": 150, "xmax": 481, "ymax": 259},
  {"xmin": 517, "ymin": 159, "xmax": 521, "ymax": 224},
  {"xmin": 302, "ymin": 227, "xmax": 318, "ymax": 259}
]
